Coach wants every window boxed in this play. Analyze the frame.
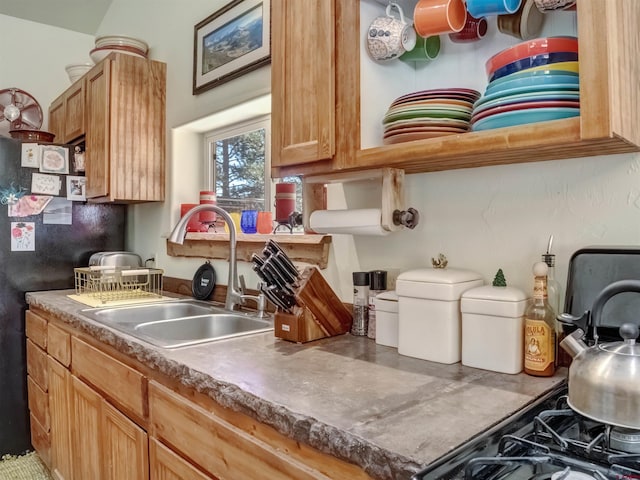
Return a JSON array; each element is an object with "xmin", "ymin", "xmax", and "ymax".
[{"xmin": 204, "ymin": 115, "xmax": 271, "ymax": 213}]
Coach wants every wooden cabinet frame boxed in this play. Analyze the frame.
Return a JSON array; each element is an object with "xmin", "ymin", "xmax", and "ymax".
[
  {"xmin": 25, "ymin": 307, "xmax": 374, "ymax": 480},
  {"xmin": 272, "ymin": 0, "xmax": 640, "ymax": 177}
]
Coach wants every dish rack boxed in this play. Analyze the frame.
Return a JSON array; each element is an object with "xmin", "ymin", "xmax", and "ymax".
[{"xmin": 74, "ymin": 266, "xmax": 164, "ymax": 304}]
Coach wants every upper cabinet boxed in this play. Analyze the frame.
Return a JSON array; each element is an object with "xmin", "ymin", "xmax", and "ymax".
[
  {"xmin": 271, "ymin": 0, "xmax": 337, "ymax": 171},
  {"xmin": 48, "ymin": 79, "xmax": 85, "ymax": 144},
  {"xmin": 271, "ymin": 0, "xmax": 640, "ymax": 178},
  {"xmin": 49, "ymin": 53, "xmax": 166, "ymax": 203}
]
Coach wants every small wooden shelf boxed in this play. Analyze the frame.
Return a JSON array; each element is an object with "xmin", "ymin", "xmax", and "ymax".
[{"xmin": 166, "ymin": 233, "xmax": 332, "ymax": 268}]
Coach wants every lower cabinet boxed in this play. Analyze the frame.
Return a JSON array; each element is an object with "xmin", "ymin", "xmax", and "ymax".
[
  {"xmin": 26, "ymin": 307, "xmax": 372, "ymax": 480},
  {"xmin": 149, "ymin": 438, "xmax": 214, "ymax": 480},
  {"xmin": 48, "ymin": 357, "xmax": 73, "ymax": 480}
]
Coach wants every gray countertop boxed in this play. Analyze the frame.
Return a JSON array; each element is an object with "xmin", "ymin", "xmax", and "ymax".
[{"xmin": 26, "ymin": 290, "xmax": 567, "ymax": 480}]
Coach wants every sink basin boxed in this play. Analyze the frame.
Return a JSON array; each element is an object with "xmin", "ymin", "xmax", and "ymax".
[{"xmin": 82, "ymin": 299, "xmax": 273, "ymax": 348}]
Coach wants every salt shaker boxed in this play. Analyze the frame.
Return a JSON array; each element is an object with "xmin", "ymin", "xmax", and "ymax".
[{"xmin": 351, "ymin": 272, "xmax": 370, "ymax": 336}]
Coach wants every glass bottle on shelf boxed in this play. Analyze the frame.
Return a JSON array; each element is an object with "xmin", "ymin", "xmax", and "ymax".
[{"xmin": 524, "ymin": 262, "xmax": 557, "ymax": 377}]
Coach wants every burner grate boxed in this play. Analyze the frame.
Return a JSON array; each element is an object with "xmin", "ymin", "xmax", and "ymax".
[{"xmin": 412, "ymin": 387, "xmax": 640, "ymax": 480}]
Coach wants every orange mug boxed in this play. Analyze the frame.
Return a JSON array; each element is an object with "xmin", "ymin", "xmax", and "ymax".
[
  {"xmin": 257, "ymin": 211, "xmax": 274, "ymax": 234},
  {"xmin": 414, "ymin": 0, "xmax": 467, "ymax": 38}
]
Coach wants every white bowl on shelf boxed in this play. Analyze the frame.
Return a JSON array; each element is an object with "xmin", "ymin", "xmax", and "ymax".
[
  {"xmin": 95, "ymin": 34, "xmax": 149, "ymax": 54},
  {"xmin": 90, "ymin": 46, "xmax": 147, "ymax": 63},
  {"xmin": 65, "ymin": 63, "xmax": 94, "ymax": 83}
]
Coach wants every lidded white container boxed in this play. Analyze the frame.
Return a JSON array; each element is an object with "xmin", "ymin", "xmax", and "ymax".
[
  {"xmin": 396, "ymin": 268, "xmax": 483, "ymax": 364},
  {"xmin": 461, "ymin": 285, "xmax": 529, "ymax": 374},
  {"xmin": 373, "ymin": 291, "xmax": 399, "ymax": 348}
]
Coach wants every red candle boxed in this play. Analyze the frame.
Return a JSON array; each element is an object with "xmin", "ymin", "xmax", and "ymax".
[
  {"xmin": 275, "ymin": 183, "xmax": 296, "ymax": 223},
  {"xmin": 199, "ymin": 191, "xmax": 216, "ymax": 223}
]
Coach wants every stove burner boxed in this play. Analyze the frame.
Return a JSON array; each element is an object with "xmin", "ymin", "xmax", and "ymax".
[
  {"xmin": 610, "ymin": 428, "xmax": 640, "ymax": 454},
  {"xmin": 412, "ymin": 387, "xmax": 640, "ymax": 480}
]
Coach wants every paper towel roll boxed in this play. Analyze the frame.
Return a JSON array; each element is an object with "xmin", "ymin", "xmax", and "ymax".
[{"xmin": 309, "ymin": 208, "xmax": 391, "ymax": 236}]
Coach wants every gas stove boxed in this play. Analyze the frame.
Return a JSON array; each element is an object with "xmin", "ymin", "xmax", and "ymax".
[{"xmin": 412, "ymin": 384, "xmax": 640, "ymax": 480}]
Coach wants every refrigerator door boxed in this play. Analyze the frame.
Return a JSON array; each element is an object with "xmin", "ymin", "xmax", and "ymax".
[{"xmin": 0, "ymin": 136, "xmax": 126, "ymax": 454}]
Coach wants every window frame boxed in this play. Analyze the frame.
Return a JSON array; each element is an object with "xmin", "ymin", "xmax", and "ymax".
[{"xmin": 203, "ymin": 114, "xmax": 272, "ymax": 211}]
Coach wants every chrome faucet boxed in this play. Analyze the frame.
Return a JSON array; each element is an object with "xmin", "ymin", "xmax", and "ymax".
[{"xmin": 168, "ymin": 204, "xmax": 267, "ymax": 316}]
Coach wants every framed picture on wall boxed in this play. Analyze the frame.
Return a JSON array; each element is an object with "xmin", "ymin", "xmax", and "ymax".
[{"xmin": 193, "ymin": 0, "xmax": 271, "ymax": 95}]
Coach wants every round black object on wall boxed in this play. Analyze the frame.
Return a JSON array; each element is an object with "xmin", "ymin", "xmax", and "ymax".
[{"xmin": 192, "ymin": 261, "xmax": 216, "ymax": 300}]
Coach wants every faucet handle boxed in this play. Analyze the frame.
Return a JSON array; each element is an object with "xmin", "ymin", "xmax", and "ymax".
[{"xmin": 239, "ymin": 274, "xmax": 247, "ymax": 294}]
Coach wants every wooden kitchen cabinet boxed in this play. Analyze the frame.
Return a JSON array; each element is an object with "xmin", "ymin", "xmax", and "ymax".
[
  {"xmin": 26, "ymin": 306, "xmax": 372, "ymax": 480},
  {"xmin": 48, "ymin": 356, "xmax": 74, "ymax": 480},
  {"xmin": 48, "ymin": 52, "xmax": 166, "ymax": 203},
  {"xmin": 149, "ymin": 438, "xmax": 215, "ymax": 480},
  {"xmin": 271, "ymin": 0, "xmax": 640, "ymax": 178},
  {"xmin": 48, "ymin": 79, "xmax": 85, "ymax": 144},
  {"xmin": 84, "ymin": 53, "xmax": 166, "ymax": 202},
  {"xmin": 271, "ymin": 0, "xmax": 336, "ymax": 169}
]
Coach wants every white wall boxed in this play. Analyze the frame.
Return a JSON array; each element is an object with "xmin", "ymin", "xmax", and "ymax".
[
  {"xmin": 0, "ymin": 14, "xmax": 94, "ymax": 132},
  {"xmin": 95, "ymin": 0, "xmax": 271, "ymax": 282},
  {"xmin": 5, "ymin": 4, "xmax": 639, "ymax": 308}
]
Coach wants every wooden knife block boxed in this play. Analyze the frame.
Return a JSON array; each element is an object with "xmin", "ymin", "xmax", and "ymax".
[{"xmin": 274, "ymin": 266, "xmax": 352, "ymax": 343}]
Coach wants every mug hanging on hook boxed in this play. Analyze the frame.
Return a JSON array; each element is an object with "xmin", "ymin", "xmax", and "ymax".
[{"xmin": 367, "ymin": 2, "xmax": 417, "ymax": 61}]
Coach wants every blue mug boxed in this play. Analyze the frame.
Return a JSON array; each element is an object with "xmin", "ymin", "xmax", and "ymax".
[
  {"xmin": 466, "ymin": 0, "xmax": 521, "ymax": 17},
  {"xmin": 240, "ymin": 210, "xmax": 258, "ymax": 234}
]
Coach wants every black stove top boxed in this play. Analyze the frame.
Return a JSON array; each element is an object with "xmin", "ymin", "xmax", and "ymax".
[{"xmin": 412, "ymin": 384, "xmax": 640, "ymax": 480}]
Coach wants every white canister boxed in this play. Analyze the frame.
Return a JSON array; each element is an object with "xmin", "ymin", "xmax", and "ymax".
[
  {"xmin": 461, "ymin": 285, "xmax": 529, "ymax": 374},
  {"xmin": 396, "ymin": 268, "xmax": 484, "ymax": 364},
  {"xmin": 374, "ymin": 291, "xmax": 399, "ymax": 348}
]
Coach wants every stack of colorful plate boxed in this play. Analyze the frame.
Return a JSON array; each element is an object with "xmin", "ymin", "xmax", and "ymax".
[
  {"xmin": 486, "ymin": 36, "xmax": 579, "ymax": 82},
  {"xmin": 90, "ymin": 35, "xmax": 149, "ymax": 63},
  {"xmin": 471, "ymin": 37, "xmax": 580, "ymax": 131},
  {"xmin": 383, "ymin": 88, "xmax": 481, "ymax": 144}
]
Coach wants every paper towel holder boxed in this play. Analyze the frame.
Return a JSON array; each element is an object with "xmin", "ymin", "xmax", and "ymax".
[{"xmin": 302, "ymin": 168, "xmax": 419, "ymax": 233}]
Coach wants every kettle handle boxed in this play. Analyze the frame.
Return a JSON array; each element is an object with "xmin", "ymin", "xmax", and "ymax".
[{"xmin": 591, "ymin": 279, "xmax": 640, "ymax": 341}]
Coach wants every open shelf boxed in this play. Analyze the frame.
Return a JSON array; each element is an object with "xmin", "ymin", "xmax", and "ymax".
[{"xmin": 166, "ymin": 233, "xmax": 332, "ymax": 268}]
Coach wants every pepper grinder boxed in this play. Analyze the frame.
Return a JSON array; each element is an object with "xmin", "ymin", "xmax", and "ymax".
[{"xmin": 351, "ymin": 272, "xmax": 370, "ymax": 336}]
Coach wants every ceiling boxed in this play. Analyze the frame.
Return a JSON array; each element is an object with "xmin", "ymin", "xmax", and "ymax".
[{"xmin": 0, "ymin": 0, "xmax": 113, "ymax": 35}]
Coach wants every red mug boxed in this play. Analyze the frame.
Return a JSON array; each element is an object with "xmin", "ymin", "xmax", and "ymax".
[
  {"xmin": 448, "ymin": 14, "xmax": 488, "ymax": 43},
  {"xmin": 180, "ymin": 204, "xmax": 205, "ymax": 232}
]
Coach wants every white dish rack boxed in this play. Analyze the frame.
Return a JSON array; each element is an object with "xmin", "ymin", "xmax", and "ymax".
[{"xmin": 74, "ymin": 266, "xmax": 164, "ymax": 304}]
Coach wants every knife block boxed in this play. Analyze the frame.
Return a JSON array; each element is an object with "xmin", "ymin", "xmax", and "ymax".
[{"xmin": 274, "ymin": 266, "xmax": 352, "ymax": 343}]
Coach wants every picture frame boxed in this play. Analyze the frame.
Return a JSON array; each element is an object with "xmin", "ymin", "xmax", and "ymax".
[
  {"xmin": 39, "ymin": 145, "xmax": 69, "ymax": 174},
  {"xmin": 66, "ymin": 176, "xmax": 86, "ymax": 201},
  {"xmin": 193, "ymin": 0, "xmax": 271, "ymax": 95}
]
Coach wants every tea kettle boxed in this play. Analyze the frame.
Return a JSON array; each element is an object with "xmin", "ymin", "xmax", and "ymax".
[{"xmin": 558, "ymin": 279, "xmax": 640, "ymax": 429}]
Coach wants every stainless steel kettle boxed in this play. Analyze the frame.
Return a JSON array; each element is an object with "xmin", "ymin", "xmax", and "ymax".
[{"xmin": 559, "ymin": 279, "xmax": 640, "ymax": 429}]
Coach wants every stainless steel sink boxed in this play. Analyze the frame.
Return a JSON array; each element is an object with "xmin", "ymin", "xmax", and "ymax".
[{"xmin": 82, "ymin": 299, "xmax": 273, "ymax": 348}]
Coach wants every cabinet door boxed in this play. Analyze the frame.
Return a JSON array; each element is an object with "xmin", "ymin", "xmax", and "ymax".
[
  {"xmin": 102, "ymin": 399, "xmax": 149, "ymax": 480},
  {"xmin": 49, "ymin": 357, "xmax": 73, "ymax": 480},
  {"xmin": 71, "ymin": 376, "xmax": 102, "ymax": 480},
  {"xmin": 149, "ymin": 438, "xmax": 214, "ymax": 480},
  {"xmin": 64, "ymin": 80, "xmax": 85, "ymax": 142},
  {"xmin": 271, "ymin": 0, "xmax": 335, "ymax": 167},
  {"xmin": 85, "ymin": 60, "xmax": 111, "ymax": 200},
  {"xmin": 49, "ymin": 96, "xmax": 65, "ymax": 144}
]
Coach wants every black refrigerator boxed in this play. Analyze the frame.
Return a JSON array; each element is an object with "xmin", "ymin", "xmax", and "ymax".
[{"xmin": 0, "ymin": 136, "xmax": 126, "ymax": 455}]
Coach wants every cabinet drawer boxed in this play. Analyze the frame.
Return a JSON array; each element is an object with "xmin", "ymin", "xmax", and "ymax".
[
  {"xmin": 47, "ymin": 323, "xmax": 71, "ymax": 367},
  {"xmin": 27, "ymin": 339, "xmax": 48, "ymax": 391},
  {"xmin": 71, "ymin": 337, "xmax": 146, "ymax": 420},
  {"xmin": 29, "ymin": 413, "xmax": 51, "ymax": 468},
  {"xmin": 27, "ymin": 376, "xmax": 49, "ymax": 432},
  {"xmin": 149, "ymin": 381, "xmax": 325, "ymax": 480},
  {"xmin": 149, "ymin": 438, "xmax": 214, "ymax": 480},
  {"xmin": 26, "ymin": 310, "xmax": 48, "ymax": 349}
]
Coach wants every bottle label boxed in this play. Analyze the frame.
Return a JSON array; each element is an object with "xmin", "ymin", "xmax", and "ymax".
[{"xmin": 524, "ymin": 319, "xmax": 555, "ymax": 372}]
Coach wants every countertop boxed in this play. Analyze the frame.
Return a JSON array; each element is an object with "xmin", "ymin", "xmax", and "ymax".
[{"xmin": 26, "ymin": 290, "xmax": 567, "ymax": 480}]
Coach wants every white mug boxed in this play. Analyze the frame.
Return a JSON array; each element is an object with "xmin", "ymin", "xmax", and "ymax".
[{"xmin": 367, "ymin": 3, "xmax": 417, "ymax": 61}]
